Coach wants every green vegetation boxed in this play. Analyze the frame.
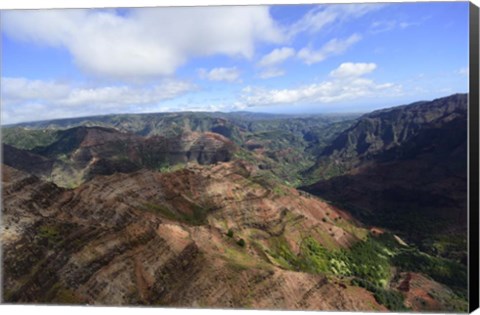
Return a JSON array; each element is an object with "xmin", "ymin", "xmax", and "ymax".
[
  {"xmin": 263, "ymin": 232, "xmax": 466, "ymax": 311},
  {"xmin": 295, "ymin": 235, "xmax": 392, "ymax": 287},
  {"xmin": 237, "ymin": 238, "xmax": 246, "ymax": 247},
  {"xmin": 392, "ymin": 248, "xmax": 467, "ymax": 296},
  {"xmin": 272, "ymin": 185, "xmax": 288, "ymax": 197},
  {"xmin": 342, "ymin": 234, "xmax": 393, "ymax": 287},
  {"xmin": 266, "ymin": 236, "xmax": 301, "ymax": 270},
  {"xmin": 233, "ymin": 149, "xmax": 258, "ymax": 164},
  {"xmin": 54, "ymin": 288, "xmax": 81, "ymax": 304},
  {"xmin": 226, "ymin": 229, "xmax": 234, "ymax": 238},
  {"xmin": 45, "ymin": 283, "xmax": 81, "ymax": 304},
  {"xmin": 157, "ymin": 163, "xmax": 186, "ymax": 173},
  {"xmin": 298, "ymin": 236, "xmax": 331, "ymax": 273},
  {"xmin": 2, "ymin": 127, "xmax": 59, "ymax": 150},
  {"xmin": 420, "ymin": 233, "xmax": 467, "ymax": 263},
  {"xmin": 142, "ymin": 202, "xmax": 209, "ymax": 226},
  {"xmin": 323, "ymin": 198, "xmax": 465, "ymax": 261},
  {"xmin": 352, "ymin": 278, "xmax": 407, "ymax": 311},
  {"xmin": 223, "ymin": 245, "xmax": 272, "ymax": 273},
  {"xmin": 38, "ymin": 224, "xmax": 63, "ymax": 247}
]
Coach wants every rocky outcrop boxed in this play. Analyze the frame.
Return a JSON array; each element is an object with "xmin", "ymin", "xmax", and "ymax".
[{"xmin": 312, "ymin": 93, "xmax": 467, "ymax": 174}]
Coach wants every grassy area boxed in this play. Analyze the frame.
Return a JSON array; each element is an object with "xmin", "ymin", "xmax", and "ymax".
[
  {"xmin": 38, "ymin": 224, "xmax": 63, "ymax": 248},
  {"xmin": 298, "ymin": 236, "xmax": 331, "ymax": 273},
  {"xmin": 2, "ymin": 127, "xmax": 59, "ymax": 150},
  {"xmin": 156, "ymin": 163, "xmax": 186, "ymax": 173},
  {"xmin": 392, "ymin": 248, "xmax": 467, "ymax": 297},
  {"xmin": 233, "ymin": 148, "xmax": 257, "ymax": 161},
  {"xmin": 352, "ymin": 278, "xmax": 407, "ymax": 311},
  {"xmin": 266, "ymin": 236, "xmax": 301, "ymax": 270},
  {"xmin": 260, "ymin": 231, "xmax": 466, "ymax": 311},
  {"xmin": 142, "ymin": 202, "xmax": 209, "ymax": 226}
]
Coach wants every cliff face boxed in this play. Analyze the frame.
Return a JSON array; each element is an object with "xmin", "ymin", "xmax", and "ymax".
[
  {"xmin": 306, "ymin": 94, "xmax": 467, "ymax": 179},
  {"xmin": 302, "ymin": 94, "xmax": 468, "ymax": 256}
]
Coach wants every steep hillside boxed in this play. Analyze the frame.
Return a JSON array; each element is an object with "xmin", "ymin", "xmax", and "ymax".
[
  {"xmin": 305, "ymin": 94, "xmax": 467, "ymax": 180},
  {"xmin": 302, "ymin": 94, "xmax": 468, "ymax": 259},
  {"xmin": 3, "ymin": 144, "xmax": 55, "ymax": 177},
  {"xmin": 2, "ymin": 161, "xmax": 467, "ymax": 311}
]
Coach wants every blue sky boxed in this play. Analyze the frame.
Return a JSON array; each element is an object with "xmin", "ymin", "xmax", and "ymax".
[{"xmin": 0, "ymin": 2, "xmax": 469, "ymax": 124}]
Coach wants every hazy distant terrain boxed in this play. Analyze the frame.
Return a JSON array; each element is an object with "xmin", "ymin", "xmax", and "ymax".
[{"xmin": 1, "ymin": 94, "xmax": 468, "ymax": 311}]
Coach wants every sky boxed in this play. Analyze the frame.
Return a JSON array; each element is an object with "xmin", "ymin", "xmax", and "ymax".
[{"xmin": 0, "ymin": 2, "xmax": 470, "ymax": 124}]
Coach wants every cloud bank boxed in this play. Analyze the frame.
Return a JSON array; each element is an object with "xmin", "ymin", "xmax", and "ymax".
[
  {"xmin": 241, "ymin": 62, "xmax": 401, "ymax": 107},
  {"xmin": 2, "ymin": 77, "xmax": 194, "ymax": 124},
  {"xmin": 2, "ymin": 7, "xmax": 283, "ymax": 80}
]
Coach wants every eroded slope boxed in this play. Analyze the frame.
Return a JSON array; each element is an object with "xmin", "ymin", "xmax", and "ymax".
[{"xmin": 2, "ymin": 160, "xmax": 466, "ymax": 311}]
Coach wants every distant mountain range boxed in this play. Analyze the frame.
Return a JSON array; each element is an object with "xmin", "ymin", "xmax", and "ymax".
[
  {"xmin": 4, "ymin": 127, "xmax": 236, "ymax": 188},
  {"xmin": 3, "ymin": 111, "xmax": 357, "ymax": 187},
  {"xmin": 1, "ymin": 94, "xmax": 469, "ymax": 311}
]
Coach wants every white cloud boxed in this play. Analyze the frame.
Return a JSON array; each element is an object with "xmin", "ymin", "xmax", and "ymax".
[
  {"xmin": 241, "ymin": 62, "xmax": 401, "ymax": 107},
  {"xmin": 1, "ymin": 7, "xmax": 283, "ymax": 80},
  {"xmin": 198, "ymin": 67, "xmax": 241, "ymax": 82},
  {"xmin": 288, "ymin": 4, "xmax": 384, "ymax": 38},
  {"xmin": 458, "ymin": 67, "xmax": 469, "ymax": 76},
  {"xmin": 297, "ymin": 34, "xmax": 361, "ymax": 65},
  {"xmin": 258, "ymin": 68, "xmax": 285, "ymax": 79},
  {"xmin": 258, "ymin": 47, "xmax": 295, "ymax": 68},
  {"xmin": 329, "ymin": 62, "xmax": 377, "ymax": 78},
  {"xmin": 399, "ymin": 22, "xmax": 417, "ymax": 29},
  {"xmin": 1, "ymin": 78, "xmax": 71, "ymax": 102},
  {"xmin": 370, "ymin": 20, "xmax": 418, "ymax": 33},
  {"xmin": 256, "ymin": 47, "xmax": 294, "ymax": 80},
  {"xmin": 370, "ymin": 20, "xmax": 397, "ymax": 33},
  {"xmin": 1, "ymin": 77, "xmax": 194, "ymax": 124}
]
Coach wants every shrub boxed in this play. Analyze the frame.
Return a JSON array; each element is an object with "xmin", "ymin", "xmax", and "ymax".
[
  {"xmin": 226, "ymin": 229, "xmax": 234, "ymax": 238},
  {"xmin": 392, "ymin": 248, "xmax": 467, "ymax": 290},
  {"xmin": 351, "ymin": 278, "xmax": 407, "ymax": 311},
  {"xmin": 237, "ymin": 238, "xmax": 246, "ymax": 247},
  {"xmin": 374, "ymin": 289, "xmax": 406, "ymax": 310}
]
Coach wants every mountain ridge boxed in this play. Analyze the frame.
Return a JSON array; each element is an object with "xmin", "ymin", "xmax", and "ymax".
[{"xmin": 301, "ymin": 94, "xmax": 467, "ymax": 260}]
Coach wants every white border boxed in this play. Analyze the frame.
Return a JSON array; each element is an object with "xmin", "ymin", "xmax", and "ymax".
[{"xmin": 0, "ymin": 1, "xmax": 478, "ymax": 315}]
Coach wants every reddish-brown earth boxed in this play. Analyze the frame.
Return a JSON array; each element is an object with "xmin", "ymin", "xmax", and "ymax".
[
  {"xmin": 392, "ymin": 272, "xmax": 466, "ymax": 312},
  {"xmin": 2, "ymin": 161, "xmax": 389, "ymax": 310}
]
